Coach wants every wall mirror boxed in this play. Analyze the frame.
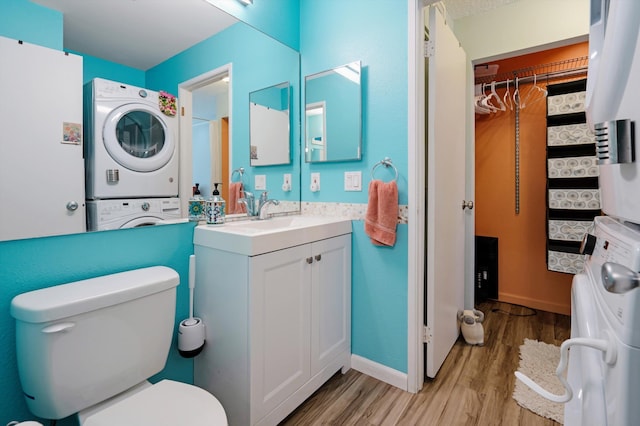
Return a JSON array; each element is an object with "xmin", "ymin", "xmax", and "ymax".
[
  {"xmin": 305, "ymin": 61, "xmax": 362, "ymax": 163},
  {"xmin": 249, "ymin": 82, "xmax": 291, "ymax": 166},
  {"xmin": 3, "ymin": 1, "xmax": 301, "ymax": 242},
  {"xmin": 178, "ymin": 23, "xmax": 300, "ymax": 220}
]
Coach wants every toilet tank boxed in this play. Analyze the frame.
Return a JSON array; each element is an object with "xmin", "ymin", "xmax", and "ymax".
[{"xmin": 10, "ymin": 266, "xmax": 180, "ymax": 420}]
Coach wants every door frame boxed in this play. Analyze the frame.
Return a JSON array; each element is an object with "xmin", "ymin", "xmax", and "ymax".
[
  {"xmin": 407, "ymin": 0, "xmax": 426, "ymax": 393},
  {"xmin": 178, "ymin": 63, "xmax": 233, "ymax": 217},
  {"xmin": 406, "ymin": 0, "xmax": 475, "ymax": 392}
]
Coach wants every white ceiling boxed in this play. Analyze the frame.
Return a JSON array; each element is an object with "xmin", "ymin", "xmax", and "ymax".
[
  {"xmin": 442, "ymin": 0, "xmax": 522, "ymax": 19},
  {"xmin": 29, "ymin": 0, "xmax": 521, "ymax": 71},
  {"xmin": 31, "ymin": 0, "xmax": 237, "ymax": 70}
]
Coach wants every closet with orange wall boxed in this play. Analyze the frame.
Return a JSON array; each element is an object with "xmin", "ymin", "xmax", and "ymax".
[{"xmin": 475, "ymin": 42, "xmax": 589, "ymax": 315}]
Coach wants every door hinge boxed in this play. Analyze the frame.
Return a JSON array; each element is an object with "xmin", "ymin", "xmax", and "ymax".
[
  {"xmin": 424, "ymin": 40, "xmax": 435, "ymax": 58},
  {"xmin": 423, "ymin": 325, "xmax": 432, "ymax": 343},
  {"xmin": 181, "ymin": 106, "xmax": 185, "ymax": 116}
]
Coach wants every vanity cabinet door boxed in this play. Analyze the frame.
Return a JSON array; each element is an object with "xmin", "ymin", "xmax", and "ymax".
[
  {"xmin": 249, "ymin": 244, "xmax": 312, "ymax": 422},
  {"xmin": 310, "ymin": 234, "xmax": 351, "ymax": 376}
]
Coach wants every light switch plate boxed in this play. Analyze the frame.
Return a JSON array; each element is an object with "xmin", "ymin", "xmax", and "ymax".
[
  {"xmin": 255, "ymin": 174, "xmax": 266, "ymax": 190},
  {"xmin": 344, "ymin": 171, "xmax": 362, "ymax": 191}
]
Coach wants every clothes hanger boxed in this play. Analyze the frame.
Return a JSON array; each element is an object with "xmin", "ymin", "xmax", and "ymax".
[
  {"xmin": 474, "ymin": 83, "xmax": 492, "ymax": 114},
  {"xmin": 490, "ymin": 81, "xmax": 506, "ymax": 111},
  {"xmin": 513, "ymin": 77, "xmax": 521, "ymax": 109},
  {"xmin": 480, "ymin": 83, "xmax": 500, "ymax": 112},
  {"xmin": 503, "ymin": 79, "xmax": 514, "ymax": 111},
  {"xmin": 521, "ymin": 73, "xmax": 547, "ymax": 108}
]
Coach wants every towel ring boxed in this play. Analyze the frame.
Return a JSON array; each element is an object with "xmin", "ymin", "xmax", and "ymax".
[
  {"xmin": 371, "ymin": 157, "xmax": 398, "ymax": 182},
  {"xmin": 231, "ymin": 167, "xmax": 245, "ymax": 183}
]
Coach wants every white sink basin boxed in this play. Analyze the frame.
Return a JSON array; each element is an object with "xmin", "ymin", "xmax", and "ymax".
[{"xmin": 194, "ymin": 215, "xmax": 352, "ymax": 256}]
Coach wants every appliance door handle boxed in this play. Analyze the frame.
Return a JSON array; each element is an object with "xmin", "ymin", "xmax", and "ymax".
[{"xmin": 514, "ymin": 332, "xmax": 616, "ymax": 403}]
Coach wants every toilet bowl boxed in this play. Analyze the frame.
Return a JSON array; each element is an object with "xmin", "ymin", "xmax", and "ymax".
[{"xmin": 10, "ymin": 266, "xmax": 227, "ymax": 425}]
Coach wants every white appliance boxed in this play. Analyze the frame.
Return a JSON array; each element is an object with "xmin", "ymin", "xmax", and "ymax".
[
  {"xmin": 86, "ymin": 198, "xmax": 181, "ymax": 231},
  {"xmin": 515, "ymin": 2, "xmax": 640, "ymax": 424},
  {"xmin": 586, "ymin": 0, "xmax": 640, "ymax": 225},
  {"xmin": 566, "ymin": 216, "xmax": 640, "ymax": 425},
  {"xmin": 515, "ymin": 222, "xmax": 640, "ymax": 426},
  {"xmin": 10, "ymin": 267, "xmax": 227, "ymax": 425},
  {"xmin": 85, "ymin": 78, "xmax": 179, "ymax": 200}
]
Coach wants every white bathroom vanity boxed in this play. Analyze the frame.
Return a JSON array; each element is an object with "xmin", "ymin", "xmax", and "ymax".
[{"xmin": 193, "ymin": 216, "xmax": 352, "ymax": 426}]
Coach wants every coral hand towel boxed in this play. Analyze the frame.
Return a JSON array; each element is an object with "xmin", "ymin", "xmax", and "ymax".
[
  {"xmin": 365, "ymin": 180, "xmax": 398, "ymax": 247},
  {"xmin": 228, "ymin": 182, "xmax": 247, "ymax": 214}
]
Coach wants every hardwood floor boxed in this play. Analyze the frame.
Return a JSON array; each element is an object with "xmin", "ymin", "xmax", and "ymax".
[{"xmin": 280, "ymin": 300, "xmax": 570, "ymax": 426}]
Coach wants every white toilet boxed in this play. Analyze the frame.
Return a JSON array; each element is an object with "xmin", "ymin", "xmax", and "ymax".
[{"xmin": 10, "ymin": 266, "xmax": 227, "ymax": 425}]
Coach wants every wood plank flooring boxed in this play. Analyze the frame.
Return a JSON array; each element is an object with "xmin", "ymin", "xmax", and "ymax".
[{"xmin": 280, "ymin": 300, "xmax": 570, "ymax": 426}]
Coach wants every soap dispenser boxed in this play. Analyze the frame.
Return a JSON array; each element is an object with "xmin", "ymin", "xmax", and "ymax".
[
  {"xmin": 188, "ymin": 183, "xmax": 205, "ymax": 221},
  {"xmin": 206, "ymin": 183, "xmax": 226, "ymax": 225}
]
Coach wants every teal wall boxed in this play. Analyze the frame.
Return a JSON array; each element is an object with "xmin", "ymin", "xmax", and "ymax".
[
  {"xmin": 0, "ymin": 223, "xmax": 197, "ymax": 425},
  {"xmin": 146, "ymin": 21, "xmax": 301, "ymax": 202},
  {"xmin": 205, "ymin": 0, "xmax": 300, "ymax": 51},
  {"xmin": 80, "ymin": 52, "xmax": 145, "ymax": 87},
  {"xmin": 0, "ymin": 2, "xmax": 193, "ymax": 424},
  {"xmin": 300, "ymin": 0, "xmax": 409, "ymax": 373},
  {"xmin": 0, "ymin": 0, "xmax": 62, "ymax": 50},
  {"xmin": 1, "ymin": 0, "xmax": 411, "ymax": 423},
  {"xmin": 251, "ymin": 84, "xmax": 289, "ymax": 111}
]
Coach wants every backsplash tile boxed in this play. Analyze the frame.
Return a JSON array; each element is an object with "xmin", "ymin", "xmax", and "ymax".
[{"xmin": 301, "ymin": 202, "xmax": 408, "ymax": 224}]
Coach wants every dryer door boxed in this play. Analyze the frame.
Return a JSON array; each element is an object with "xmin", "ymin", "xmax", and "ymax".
[
  {"xmin": 103, "ymin": 103, "xmax": 175, "ymax": 172},
  {"xmin": 120, "ymin": 216, "xmax": 164, "ymax": 229}
]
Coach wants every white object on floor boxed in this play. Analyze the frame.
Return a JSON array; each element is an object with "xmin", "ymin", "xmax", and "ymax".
[{"xmin": 458, "ymin": 309, "xmax": 485, "ymax": 345}]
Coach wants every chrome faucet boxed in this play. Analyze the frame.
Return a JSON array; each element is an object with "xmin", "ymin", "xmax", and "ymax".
[
  {"xmin": 238, "ymin": 191, "xmax": 256, "ymax": 217},
  {"xmin": 257, "ymin": 191, "xmax": 280, "ymax": 220}
]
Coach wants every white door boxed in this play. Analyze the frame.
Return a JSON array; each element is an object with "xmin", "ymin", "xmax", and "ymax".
[
  {"xmin": 425, "ymin": 6, "xmax": 467, "ymax": 378},
  {"xmin": 0, "ymin": 36, "xmax": 84, "ymax": 241}
]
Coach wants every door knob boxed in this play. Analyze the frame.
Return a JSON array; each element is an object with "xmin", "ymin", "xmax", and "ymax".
[
  {"xmin": 66, "ymin": 201, "xmax": 79, "ymax": 211},
  {"xmin": 462, "ymin": 200, "xmax": 474, "ymax": 210}
]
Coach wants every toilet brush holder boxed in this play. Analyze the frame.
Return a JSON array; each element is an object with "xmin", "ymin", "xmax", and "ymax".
[
  {"xmin": 178, "ymin": 317, "xmax": 205, "ymax": 358},
  {"xmin": 178, "ymin": 254, "xmax": 206, "ymax": 358}
]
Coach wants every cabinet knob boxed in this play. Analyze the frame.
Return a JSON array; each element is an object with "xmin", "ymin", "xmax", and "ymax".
[
  {"xmin": 315, "ymin": 254, "xmax": 322, "ymax": 261},
  {"xmin": 306, "ymin": 257, "xmax": 313, "ymax": 264}
]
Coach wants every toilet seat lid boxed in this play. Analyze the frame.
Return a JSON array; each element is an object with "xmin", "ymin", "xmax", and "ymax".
[{"xmin": 83, "ymin": 379, "xmax": 227, "ymax": 426}]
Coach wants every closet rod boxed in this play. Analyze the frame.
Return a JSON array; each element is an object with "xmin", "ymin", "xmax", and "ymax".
[{"xmin": 487, "ymin": 67, "xmax": 588, "ymax": 89}]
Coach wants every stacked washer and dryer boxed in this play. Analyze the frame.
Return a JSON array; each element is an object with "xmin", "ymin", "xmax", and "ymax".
[
  {"xmin": 516, "ymin": 2, "xmax": 640, "ymax": 425},
  {"xmin": 84, "ymin": 78, "xmax": 181, "ymax": 231}
]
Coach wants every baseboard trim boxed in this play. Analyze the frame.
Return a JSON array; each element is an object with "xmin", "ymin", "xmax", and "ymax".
[
  {"xmin": 498, "ymin": 292, "xmax": 570, "ymax": 315},
  {"xmin": 350, "ymin": 354, "xmax": 408, "ymax": 391}
]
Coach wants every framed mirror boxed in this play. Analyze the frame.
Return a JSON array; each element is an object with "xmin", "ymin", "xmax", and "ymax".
[
  {"xmin": 249, "ymin": 82, "xmax": 291, "ymax": 166},
  {"xmin": 304, "ymin": 61, "xmax": 362, "ymax": 163}
]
